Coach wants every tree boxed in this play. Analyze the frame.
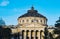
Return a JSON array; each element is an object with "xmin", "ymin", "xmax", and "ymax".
[{"xmin": 0, "ymin": 26, "xmax": 12, "ymax": 39}]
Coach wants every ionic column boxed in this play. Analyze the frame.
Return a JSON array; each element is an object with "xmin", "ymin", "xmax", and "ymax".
[
  {"xmin": 41, "ymin": 32, "xmax": 44, "ymax": 39},
  {"xmin": 38, "ymin": 31, "xmax": 40, "ymax": 39},
  {"xmin": 24, "ymin": 31, "xmax": 26, "ymax": 39},
  {"xmin": 28, "ymin": 30, "xmax": 31, "ymax": 39},
  {"xmin": 40, "ymin": 30, "xmax": 43, "ymax": 39}
]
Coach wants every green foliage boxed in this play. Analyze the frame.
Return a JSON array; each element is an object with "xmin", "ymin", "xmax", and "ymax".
[{"xmin": 44, "ymin": 27, "xmax": 48, "ymax": 39}]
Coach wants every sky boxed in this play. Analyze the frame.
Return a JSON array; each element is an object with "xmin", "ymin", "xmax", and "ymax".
[{"xmin": 0, "ymin": 0, "xmax": 60, "ymax": 26}]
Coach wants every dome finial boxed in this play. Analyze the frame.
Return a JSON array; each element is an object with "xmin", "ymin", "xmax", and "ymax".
[{"xmin": 31, "ymin": 5, "xmax": 34, "ymax": 10}]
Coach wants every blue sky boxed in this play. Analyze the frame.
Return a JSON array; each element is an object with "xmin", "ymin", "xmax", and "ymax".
[{"xmin": 0, "ymin": 0, "xmax": 60, "ymax": 26}]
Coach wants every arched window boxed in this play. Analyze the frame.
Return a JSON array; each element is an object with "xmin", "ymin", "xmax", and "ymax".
[
  {"xmin": 32, "ymin": 20, "xmax": 34, "ymax": 22},
  {"xmin": 36, "ymin": 20, "xmax": 38, "ymax": 22},
  {"xmin": 32, "ymin": 20, "xmax": 38, "ymax": 22},
  {"xmin": 27, "ymin": 19, "xmax": 29, "ymax": 22},
  {"xmin": 22, "ymin": 20, "xmax": 24, "ymax": 22},
  {"xmin": 41, "ymin": 20, "xmax": 42, "ymax": 23},
  {"xmin": 20, "ymin": 20, "xmax": 21, "ymax": 22}
]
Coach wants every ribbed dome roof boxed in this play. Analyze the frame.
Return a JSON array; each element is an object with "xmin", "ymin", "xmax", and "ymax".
[{"xmin": 18, "ymin": 6, "xmax": 47, "ymax": 19}]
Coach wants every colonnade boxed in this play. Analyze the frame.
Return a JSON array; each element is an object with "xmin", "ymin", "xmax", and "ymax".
[{"xmin": 21, "ymin": 30, "xmax": 44, "ymax": 39}]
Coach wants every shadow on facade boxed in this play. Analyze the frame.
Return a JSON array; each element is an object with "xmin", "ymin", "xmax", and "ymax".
[{"xmin": 12, "ymin": 32, "xmax": 20, "ymax": 39}]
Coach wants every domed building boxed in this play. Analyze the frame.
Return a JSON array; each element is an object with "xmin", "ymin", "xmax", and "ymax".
[
  {"xmin": 11, "ymin": 6, "xmax": 57, "ymax": 39},
  {"xmin": 0, "ymin": 6, "xmax": 59, "ymax": 39},
  {"xmin": 14, "ymin": 6, "xmax": 48, "ymax": 39},
  {"xmin": 0, "ymin": 6, "xmax": 60, "ymax": 39},
  {"xmin": 0, "ymin": 18, "xmax": 5, "ymax": 26}
]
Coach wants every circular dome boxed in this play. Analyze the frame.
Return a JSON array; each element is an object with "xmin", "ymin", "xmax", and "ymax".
[
  {"xmin": 18, "ymin": 6, "xmax": 47, "ymax": 19},
  {"xmin": 18, "ymin": 6, "xmax": 47, "ymax": 26},
  {"xmin": 0, "ymin": 18, "xmax": 5, "ymax": 26}
]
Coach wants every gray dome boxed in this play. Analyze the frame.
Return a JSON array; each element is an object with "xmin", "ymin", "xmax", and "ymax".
[
  {"xmin": 18, "ymin": 6, "xmax": 47, "ymax": 19},
  {"xmin": 0, "ymin": 18, "xmax": 5, "ymax": 26}
]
